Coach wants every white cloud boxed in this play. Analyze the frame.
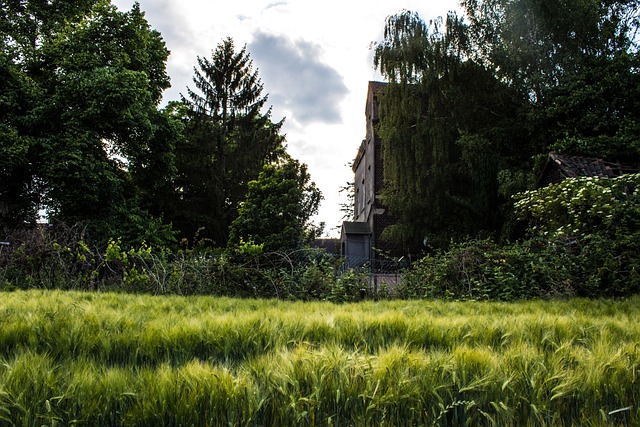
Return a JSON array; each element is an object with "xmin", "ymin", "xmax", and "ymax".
[{"xmin": 249, "ymin": 31, "xmax": 348, "ymax": 126}]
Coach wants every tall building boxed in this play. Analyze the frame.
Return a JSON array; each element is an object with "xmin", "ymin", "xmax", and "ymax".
[{"xmin": 341, "ymin": 82, "xmax": 402, "ymax": 270}]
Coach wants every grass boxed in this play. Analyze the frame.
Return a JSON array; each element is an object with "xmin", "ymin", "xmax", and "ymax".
[{"xmin": 0, "ymin": 290, "xmax": 638, "ymax": 425}]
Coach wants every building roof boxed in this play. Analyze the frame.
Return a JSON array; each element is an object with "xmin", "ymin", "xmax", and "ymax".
[
  {"xmin": 368, "ymin": 81, "xmax": 387, "ymax": 94},
  {"xmin": 352, "ymin": 139, "xmax": 366, "ymax": 172},
  {"xmin": 538, "ymin": 152, "xmax": 639, "ymax": 187},
  {"xmin": 341, "ymin": 221, "xmax": 372, "ymax": 235},
  {"xmin": 309, "ymin": 238, "xmax": 339, "ymax": 254}
]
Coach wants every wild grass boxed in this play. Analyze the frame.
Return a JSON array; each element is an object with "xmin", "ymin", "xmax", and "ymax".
[{"xmin": 0, "ymin": 290, "xmax": 638, "ymax": 425}]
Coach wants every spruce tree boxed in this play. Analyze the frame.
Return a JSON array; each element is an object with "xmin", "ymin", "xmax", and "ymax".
[{"xmin": 174, "ymin": 38, "xmax": 285, "ymax": 246}]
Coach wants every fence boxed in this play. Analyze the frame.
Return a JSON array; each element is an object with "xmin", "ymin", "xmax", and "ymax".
[
  {"xmin": 0, "ymin": 224, "xmax": 410, "ymax": 299},
  {"xmin": 340, "ymin": 256, "xmax": 404, "ymax": 294}
]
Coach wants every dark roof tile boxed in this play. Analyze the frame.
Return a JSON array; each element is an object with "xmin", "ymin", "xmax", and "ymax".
[
  {"xmin": 537, "ymin": 152, "xmax": 639, "ymax": 187},
  {"xmin": 342, "ymin": 221, "xmax": 372, "ymax": 235}
]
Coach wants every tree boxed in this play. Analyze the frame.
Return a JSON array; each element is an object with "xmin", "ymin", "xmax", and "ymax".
[
  {"xmin": 0, "ymin": 0, "xmax": 176, "ymax": 245},
  {"xmin": 228, "ymin": 157, "xmax": 323, "ymax": 252},
  {"xmin": 462, "ymin": 0, "xmax": 640, "ymax": 160},
  {"xmin": 462, "ymin": 0, "xmax": 640, "ymax": 103},
  {"xmin": 174, "ymin": 38, "xmax": 285, "ymax": 245},
  {"xmin": 372, "ymin": 1, "xmax": 640, "ymax": 249},
  {"xmin": 0, "ymin": 50, "xmax": 41, "ymax": 228},
  {"xmin": 373, "ymin": 11, "xmax": 526, "ymax": 249},
  {"xmin": 337, "ymin": 179, "xmax": 355, "ymax": 223}
]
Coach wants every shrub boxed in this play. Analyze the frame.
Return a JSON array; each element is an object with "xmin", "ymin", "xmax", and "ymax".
[
  {"xmin": 0, "ymin": 224, "xmax": 347, "ymax": 299},
  {"xmin": 329, "ymin": 268, "xmax": 372, "ymax": 303},
  {"xmin": 515, "ymin": 173, "xmax": 640, "ymax": 297},
  {"xmin": 514, "ymin": 173, "xmax": 640, "ymax": 238},
  {"xmin": 398, "ymin": 175, "xmax": 640, "ymax": 300},
  {"xmin": 401, "ymin": 239, "xmax": 551, "ymax": 301}
]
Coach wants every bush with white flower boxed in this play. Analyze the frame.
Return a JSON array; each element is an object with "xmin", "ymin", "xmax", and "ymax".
[{"xmin": 514, "ymin": 173, "xmax": 640, "ymax": 239}]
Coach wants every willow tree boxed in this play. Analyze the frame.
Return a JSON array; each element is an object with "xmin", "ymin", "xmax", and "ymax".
[
  {"xmin": 373, "ymin": 11, "xmax": 525, "ymax": 250},
  {"xmin": 174, "ymin": 38, "xmax": 285, "ymax": 246}
]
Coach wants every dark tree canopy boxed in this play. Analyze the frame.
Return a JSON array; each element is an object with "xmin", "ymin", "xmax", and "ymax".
[
  {"xmin": 172, "ymin": 38, "xmax": 285, "ymax": 246},
  {"xmin": 374, "ymin": 11, "xmax": 526, "ymax": 250},
  {"xmin": 463, "ymin": 0, "xmax": 640, "ymax": 162},
  {"xmin": 373, "ymin": 1, "xmax": 640, "ymax": 251},
  {"xmin": 463, "ymin": 0, "xmax": 640, "ymax": 101},
  {"xmin": 0, "ymin": 0, "xmax": 176, "ymax": 245}
]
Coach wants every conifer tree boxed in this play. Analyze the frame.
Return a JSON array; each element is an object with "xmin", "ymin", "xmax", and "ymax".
[{"xmin": 174, "ymin": 38, "xmax": 285, "ymax": 246}]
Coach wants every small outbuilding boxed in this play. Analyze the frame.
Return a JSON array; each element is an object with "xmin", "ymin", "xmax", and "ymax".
[{"xmin": 340, "ymin": 221, "xmax": 372, "ymax": 268}]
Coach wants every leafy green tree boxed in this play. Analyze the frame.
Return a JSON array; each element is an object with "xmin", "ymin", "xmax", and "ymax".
[
  {"xmin": 373, "ymin": 11, "xmax": 526, "ymax": 249},
  {"xmin": 371, "ymin": 2, "xmax": 640, "ymax": 249},
  {"xmin": 175, "ymin": 37, "xmax": 285, "ymax": 245},
  {"xmin": 542, "ymin": 52, "xmax": 640, "ymax": 162},
  {"xmin": 0, "ymin": 0, "xmax": 176, "ymax": 245},
  {"xmin": 462, "ymin": 0, "xmax": 640, "ymax": 160},
  {"xmin": 0, "ymin": 51, "xmax": 41, "ymax": 228},
  {"xmin": 228, "ymin": 157, "xmax": 323, "ymax": 252}
]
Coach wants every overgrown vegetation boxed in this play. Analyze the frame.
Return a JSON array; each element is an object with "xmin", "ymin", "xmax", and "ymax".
[
  {"xmin": 3, "ymin": 171, "xmax": 640, "ymax": 303},
  {"xmin": 0, "ymin": 290, "xmax": 638, "ymax": 426},
  {"xmin": 401, "ymin": 173, "xmax": 640, "ymax": 300},
  {"xmin": 0, "ymin": 223, "xmax": 375, "ymax": 302},
  {"xmin": 373, "ymin": 1, "xmax": 640, "ymax": 250}
]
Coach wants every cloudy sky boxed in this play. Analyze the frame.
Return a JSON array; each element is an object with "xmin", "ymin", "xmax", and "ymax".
[{"xmin": 113, "ymin": 0, "xmax": 462, "ymax": 236}]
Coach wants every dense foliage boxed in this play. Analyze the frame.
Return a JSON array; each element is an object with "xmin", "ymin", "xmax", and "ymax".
[
  {"xmin": 373, "ymin": 0, "xmax": 640, "ymax": 251},
  {"xmin": 0, "ymin": 0, "xmax": 179, "ymax": 245},
  {"xmin": 228, "ymin": 156, "xmax": 323, "ymax": 252},
  {"xmin": 0, "ymin": 224, "xmax": 374, "ymax": 301},
  {"xmin": 400, "ymin": 173, "xmax": 640, "ymax": 300},
  {"xmin": 1, "ymin": 291, "xmax": 638, "ymax": 425},
  {"xmin": 1, "ymin": 2, "xmax": 320, "ymax": 251},
  {"xmin": 4, "ymin": 1, "xmax": 640, "ymax": 424},
  {"xmin": 514, "ymin": 173, "xmax": 640, "ymax": 238},
  {"xmin": 170, "ymin": 38, "xmax": 287, "ymax": 246}
]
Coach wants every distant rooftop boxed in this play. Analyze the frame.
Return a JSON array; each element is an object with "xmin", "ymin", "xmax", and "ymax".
[
  {"xmin": 309, "ymin": 238, "xmax": 339, "ymax": 254},
  {"xmin": 538, "ymin": 152, "xmax": 639, "ymax": 187},
  {"xmin": 368, "ymin": 81, "xmax": 387, "ymax": 94}
]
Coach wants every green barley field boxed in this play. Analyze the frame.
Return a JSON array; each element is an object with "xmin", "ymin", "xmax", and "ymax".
[{"xmin": 0, "ymin": 290, "xmax": 638, "ymax": 426}]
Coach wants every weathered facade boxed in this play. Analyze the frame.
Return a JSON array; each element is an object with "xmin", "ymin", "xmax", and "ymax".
[{"xmin": 340, "ymin": 81, "xmax": 402, "ymax": 270}]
